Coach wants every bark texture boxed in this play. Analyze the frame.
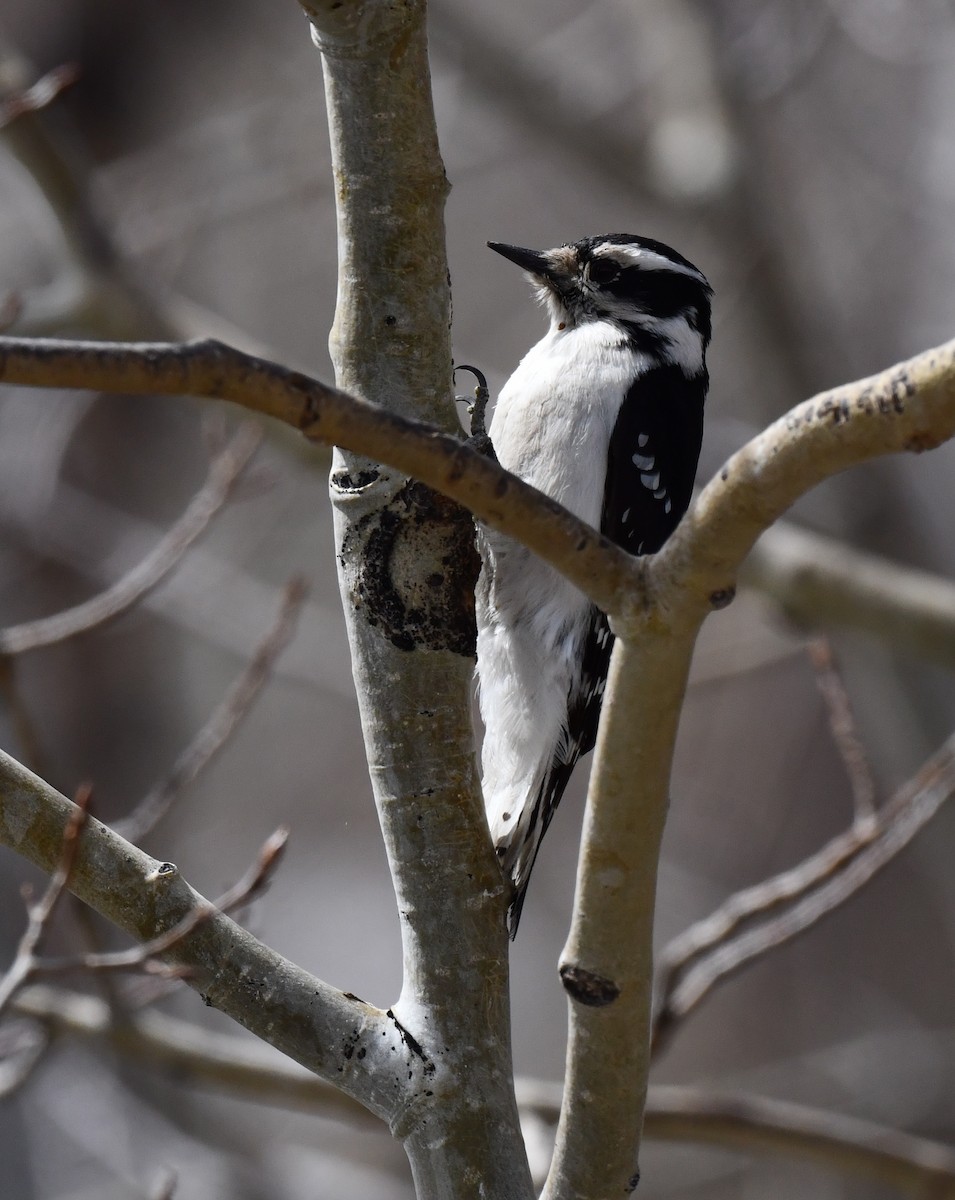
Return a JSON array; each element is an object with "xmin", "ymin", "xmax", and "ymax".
[{"xmin": 305, "ymin": 1, "xmax": 532, "ymax": 1195}]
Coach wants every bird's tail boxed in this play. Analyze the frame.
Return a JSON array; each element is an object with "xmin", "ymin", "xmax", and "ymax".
[{"xmin": 500, "ymin": 755, "xmax": 579, "ymax": 937}]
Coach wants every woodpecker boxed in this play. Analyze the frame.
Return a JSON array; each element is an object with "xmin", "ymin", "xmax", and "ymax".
[{"xmin": 475, "ymin": 234, "xmax": 712, "ymax": 936}]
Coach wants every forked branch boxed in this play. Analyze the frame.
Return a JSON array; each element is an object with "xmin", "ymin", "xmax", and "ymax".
[
  {"xmin": 0, "ymin": 750, "xmax": 418, "ymax": 1125},
  {"xmin": 3, "ymin": 335, "xmax": 955, "ymax": 1200}
]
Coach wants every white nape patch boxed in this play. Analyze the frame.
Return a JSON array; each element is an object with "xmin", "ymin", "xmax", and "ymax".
[
  {"xmin": 639, "ymin": 312, "xmax": 707, "ymax": 374},
  {"xmin": 591, "ymin": 241, "xmax": 708, "ymax": 285},
  {"xmin": 586, "ymin": 292, "xmax": 705, "ymax": 374},
  {"xmin": 632, "ymin": 452, "xmax": 655, "ymax": 470}
]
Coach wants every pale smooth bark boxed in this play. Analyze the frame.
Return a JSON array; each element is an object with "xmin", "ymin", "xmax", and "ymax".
[
  {"xmin": 304, "ymin": 0, "xmax": 531, "ymax": 1195},
  {"xmin": 0, "ymin": 750, "xmax": 411, "ymax": 1122}
]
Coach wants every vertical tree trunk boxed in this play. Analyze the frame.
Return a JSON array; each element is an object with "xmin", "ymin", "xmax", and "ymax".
[{"xmin": 305, "ymin": 0, "xmax": 534, "ymax": 1194}]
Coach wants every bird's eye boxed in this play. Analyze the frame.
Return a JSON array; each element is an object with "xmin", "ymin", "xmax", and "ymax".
[{"xmin": 588, "ymin": 258, "xmax": 619, "ymax": 284}]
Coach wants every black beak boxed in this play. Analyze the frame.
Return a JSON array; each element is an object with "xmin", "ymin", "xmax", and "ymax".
[{"xmin": 487, "ymin": 242, "xmax": 552, "ymax": 277}]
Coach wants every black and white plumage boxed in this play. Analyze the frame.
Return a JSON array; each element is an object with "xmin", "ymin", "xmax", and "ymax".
[{"xmin": 476, "ymin": 233, "xmax": 712, "ymax": 936}]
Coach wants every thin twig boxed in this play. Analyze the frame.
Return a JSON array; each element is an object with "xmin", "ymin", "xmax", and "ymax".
[
  {"xmin": 0, "ymin": 63, "xmax": 79, "ymax": 129},
  {"xmin": 0, "ymin": 1019, "xmax": 50, "ymax": 1098},
  {"xmin": 117, "ymin": 578, "xmax": 308, "ymax": 842},
  {"xmin": 653, "ymin": 729, "xmax": 955, "ymax": 1052},
  {"xmin": 744, "ymin": 521, "xmax": 955, "ymax": 671},
  {"xmin": 808, "ymin": 636, "xmax": 877, "ymax": 822},
  {"xmin": 35, "ymin": 826, "xmax": 289, "ymax": 977},
  {"xmin": 0, "ymin": 46, "xmax": 184, "ymax": 341},
  {"xmin": 0, "ymin": 423, "xmax": 262, "ymax": 655},
  {"xmin": 644, "ymin": 1086, "xmax": 955, "ymax": 1197},
  {"xmin": 12, "ymin": 982, "xmax": 955, "ymax": 1197},
  {"xmin": 0, "ymin": 784, "xmax": 92, "ymax": 1018},
  {"xmin": 0, "ymin": 815, "xmax": 287, "ymax": 1028}
]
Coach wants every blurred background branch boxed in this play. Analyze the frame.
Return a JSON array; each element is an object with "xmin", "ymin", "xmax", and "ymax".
[{"xmin": 12, "ymin": 982, "xmax": 955, "ymax": 1195}]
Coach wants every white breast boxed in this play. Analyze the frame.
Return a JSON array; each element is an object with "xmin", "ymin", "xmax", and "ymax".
[{"xmin": 489, "ymin": 320, "xmax": 646, "ymax": 528}]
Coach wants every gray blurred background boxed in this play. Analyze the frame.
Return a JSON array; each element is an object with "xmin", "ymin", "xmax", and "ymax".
[{"xmin": 1, "ymin": 1, "xmax": 955, "ymax": 1197}]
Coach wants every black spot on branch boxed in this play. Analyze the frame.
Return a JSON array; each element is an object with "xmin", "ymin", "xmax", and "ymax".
[
  {"xmin": 342, "ymin": 478, "xmax": 479, "ymax": 655},
  {"xmin": 889, "ymin": 369, "xmax": 916, "ymax": 407},
  {"xmin": 331, "ymin": 467, "xmax": 380, "ymax": 493},
  {"xmin": 709, "ymin": 586, "xmax": 735, "ymax": 610},
  {"xmin": 386, "ymin": 1008, "xmax": 436, "ymax": 1076},
  {"xmin": 559, "ymin": 962, "xmax": 621, "ymax": 1007},
  {"xmin": 817, "ymin": 396, "xmax": 851, "ymax": 425},
  {"xmin": 340, "ymin": 1023, "xmax": 365, "ymax": 1064}
]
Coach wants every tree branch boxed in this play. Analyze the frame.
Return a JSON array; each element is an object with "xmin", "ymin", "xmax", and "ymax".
[
  {"xmin": 116, "ymin": 576, "xmax": 307, "ymax": 842},
  {"xmin": 18, "ymin": 984, "xmax": 955, "ymax": 1197},
  {"xmin": 0, "ymin": 749, "xmax": 421, "ymax": 1125},
  {"xmin": 304, "ymin": 0, "xmax": 533, "ymax": 1192},
  {"xmin": 545, "ymin": 632, "xmax": 695, "ymax": 1200},
  {"xmin": 644, "ymin": 1086, "xmax": 955, "ymax": 1198},
  {"xmin": 0, "ymin": 334, "xmax": 634, "ymax": 616},
  {"xmin": 745, "ymin": 520, "xmax": 955, "ymax": 669},
  {"xmin": 655, "ymin": 339, "xmax": 955, "ymax": 611},
  {"xmin": 652, "ymin": 724, "xmax": 955, "ymax": 1051},
  {"xmin": 0, "ymin": 423, "xmax": 262, "ymax": 655},
  {"xmin": 546, "ymin": 337, "xmax": 955, "ymax": 1199},
  {"xmin": 2, "ymin": 338, "xmax": 954, "ymax": 632}
]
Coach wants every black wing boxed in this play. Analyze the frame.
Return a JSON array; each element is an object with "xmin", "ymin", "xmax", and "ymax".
[
  {"xmin": 602, "ymin": 363, "xmax": 706, "ymax": 554},
  {"xmin": 566, "ymin": 362, "xmax": 706, "ymax": 754}
]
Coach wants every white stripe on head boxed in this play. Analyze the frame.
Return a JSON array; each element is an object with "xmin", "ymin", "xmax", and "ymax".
[{"xmin": 591, "ymin": 241, "xmax": 708, "ymax": 284}]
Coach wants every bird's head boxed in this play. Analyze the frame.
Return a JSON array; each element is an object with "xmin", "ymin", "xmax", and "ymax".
[{"xmin": 488, "ymin": 234, "xmax": 712, "ymax": 364}]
